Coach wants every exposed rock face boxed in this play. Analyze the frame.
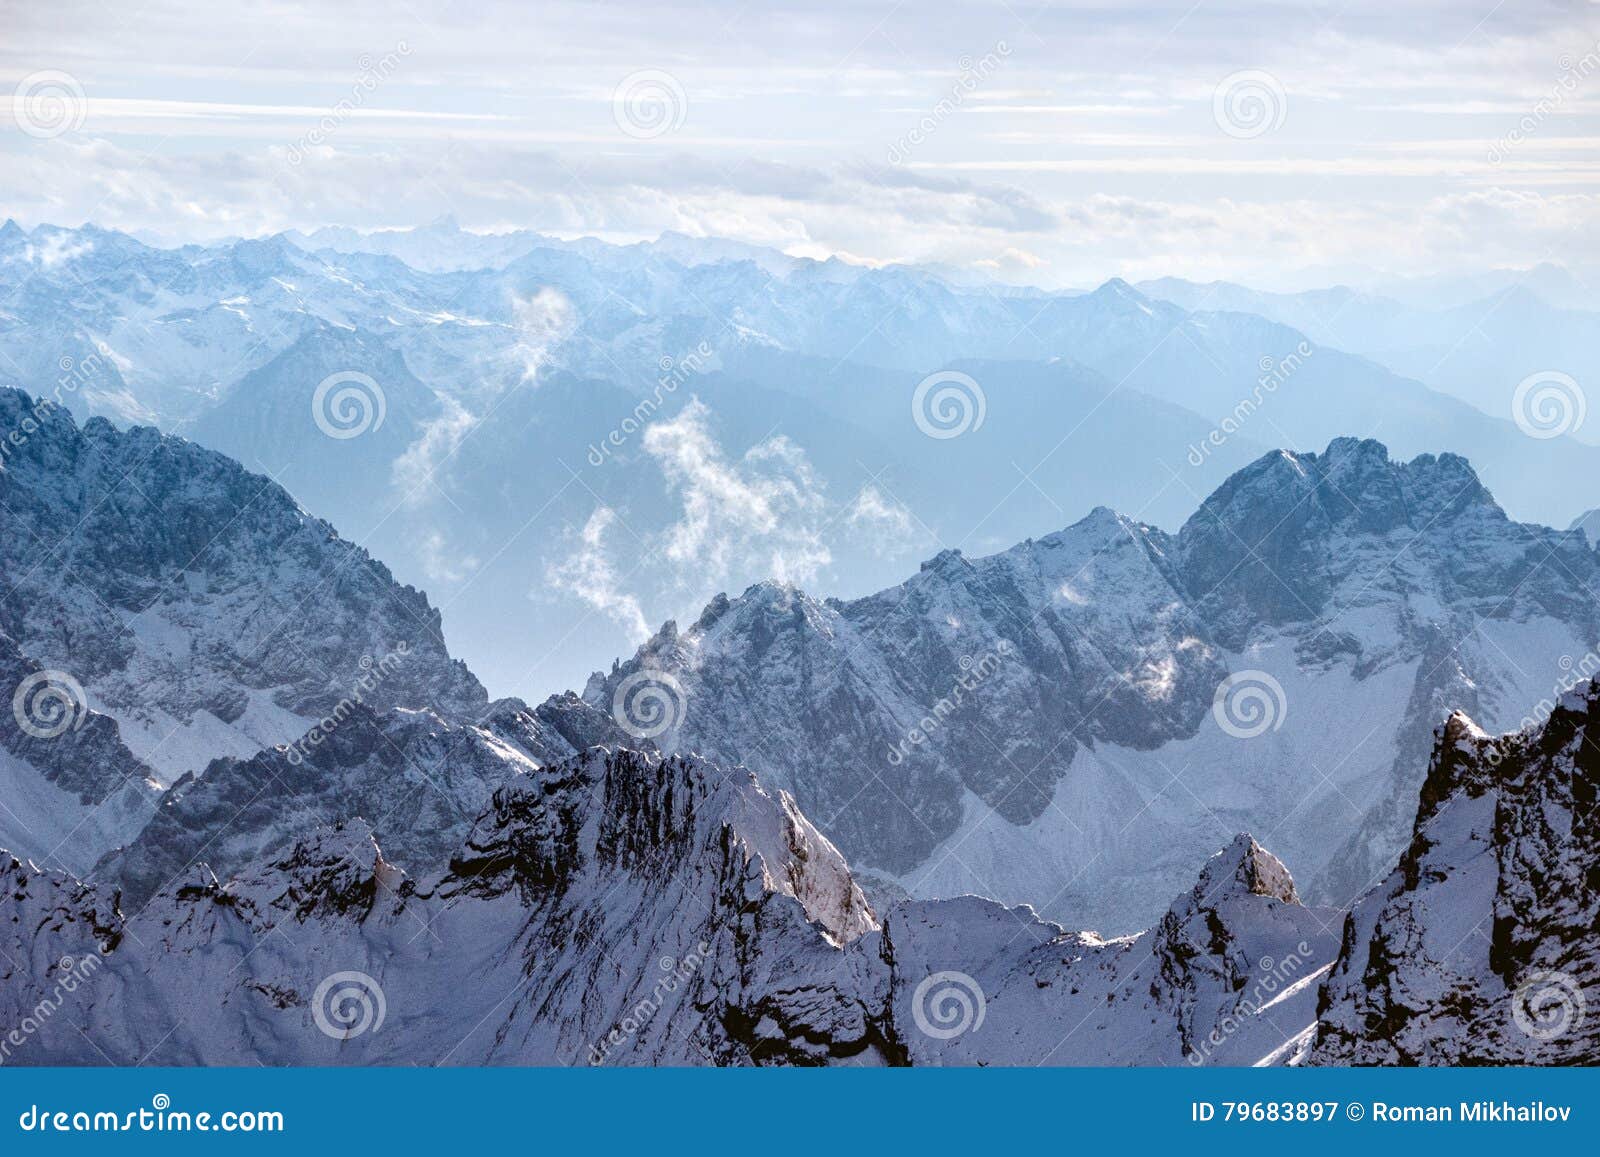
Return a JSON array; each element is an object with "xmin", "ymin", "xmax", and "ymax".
[
  {"xmin": 0, "ymin": 387, "xmax": 485, "ymax": 784},
  {"xmin": 0, "ymin": 631, "xmax": 161, "ymax": 875},
  {"xmin": 0, "ymin": 631, "xmax": 155, "ymax": 806},
  {"xmin": 12, "ymin": 686, "xmax": 1595, "ymax": 1068},
  {"xmin": 1, "ymin": 743, "xmax": 1343, "ymax": 1068},
  {"xmin": 1178, "ymin": 439, "xmax": 1504, "ymax": 647},
  {"xmin": 1311, "ymin": 691, "xmax": 1600, "ymax": 1065},
  {"xmin": 585, "ymin": 508, "xmax": 1224, "ymax": 883},
  {"xmin": 584, "ymin": 438, "xmax": 1600, "ymax": 930},
  {"xmin": 96, "ymin": 695, "xmax": 631, "ymax": 910},
  {"xmin": 4, "ymin": 747, "xmax": 891, "ymax": 1066},
  {"xmin": 882, "ymin": 835, "xmax": 1339, "ymax": 1067}
]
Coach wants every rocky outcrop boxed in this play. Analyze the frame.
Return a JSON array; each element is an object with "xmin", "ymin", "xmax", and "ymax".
[
  {"xmin": 0, "ymin": 386, "xmax": 485, "ymax": 785},
  {"xmin": 2, "ymin": 742, "xmax": 1340, "ymax": 1068},
  {"xmin": 583, "ymin": 438, "xmax": 1600, "ymax": 931},
  {"xmin": 880, "ymin": 835, "xmax": 1340, "ymax": 1066},
  {"xmin": 1310, "ymin": 690, "xmax": 1600, "ymax": 1065}
]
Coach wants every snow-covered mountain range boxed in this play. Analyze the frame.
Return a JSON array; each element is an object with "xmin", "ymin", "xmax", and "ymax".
[
  {"xmin": 1, "ymin": 222, "xmax": 1595, "ymax": 1067},
  {"xmin": 586, "ymin": 435, "xmax": 1600, "ymax": 932},
  {"xmin": 0, "ymin": 741, "xmax": 1346, "ymax": 1066},
  {"xmin": 4, "ymin": 219, "xmax": 1598, "ymax": 699},
  {"xmin": 3, "ymin": 697, "xmax": 1589, "ymax": 1066}
]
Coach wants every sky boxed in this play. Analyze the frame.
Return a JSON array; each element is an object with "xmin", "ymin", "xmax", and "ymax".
[{"xmin": 3, "ymin": 0, "xmax": 1600, "ymax": 287}]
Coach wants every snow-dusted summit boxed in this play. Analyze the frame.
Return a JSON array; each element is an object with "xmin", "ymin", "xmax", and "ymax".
[{"xmin": 586, "ymin": 438, "xmax": 1600, "ymax": 931}]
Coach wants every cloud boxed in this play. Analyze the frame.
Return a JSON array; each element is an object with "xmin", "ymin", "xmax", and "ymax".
[
  {"xmin": 4, "ymin": 0, "xmax": 1597, "ymax": 284},
  {"xmin": 643, "ymin": 397, "xmax": 831, "ymax": 586},
  {"xmin": 417, "ymin": 530, "xmax": 481, "ymax": 584},
  {"xmin": 392, "ymin": 393, "xmax": 475, "ymax": 505},
  {"xmin": 544, "ymin": 506, "xmax": 651, "ymax": 641},
  {"xmin": 845, "ymin": 484, "xmax": 922, "ymax": 551},
  {"xmin": 544, "ymin": 398, "xmax": 851, "ymax": 639},
  {"xmin": 511, "ymin": 287, "xmax": 577, "ymax": 379}
]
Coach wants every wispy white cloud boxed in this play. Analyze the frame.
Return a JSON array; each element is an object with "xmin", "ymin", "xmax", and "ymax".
[
  {"xmin": 844, "ymin": 484, "xmax": 923, "ymax": 551},
  {"xmin": 392, "ymin": 393, "xmax": 475, "ymax": 506},
  {"xmin": 418, "ymin": 529, "xmax": 481, "ymax": 584},
  {"xmin": 643, "ymin": 397, "xmax": 831, "ymax": 586},
  {"xmin": 545, "ymin": 506, "xmax": 651, "ymax": 641},
  {"xmin": 511, "ymin": 287, "xmax": 577, "ymax": 380}
]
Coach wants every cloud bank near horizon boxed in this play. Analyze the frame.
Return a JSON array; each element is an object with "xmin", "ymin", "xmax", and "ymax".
[{"xmin": 3, "ymin": 0, "xmax": 1599, "ymax": 289}]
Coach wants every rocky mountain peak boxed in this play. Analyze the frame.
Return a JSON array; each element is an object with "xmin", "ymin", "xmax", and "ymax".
[
  {"xmin": 1190, "ymin": 833, "xmax": 1301, "ymax": 906},
  {"xmin": 1312, "ymin": 680, "xmax": 1600, "ymax": 1064},
  {"xmin": 0, "ymin": 387, "xmax": 486, "ymax": 789}
]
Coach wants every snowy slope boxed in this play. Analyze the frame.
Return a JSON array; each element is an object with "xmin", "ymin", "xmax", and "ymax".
[
  {"xmin": 1, "ymin": 744, "xmax": 1340, "ymax": 1067},
  {"xmin": 0, "ymin": 387, "xmax": 485, "ymax": 794},
  {"xmin": 1310, "ymin": 691, "xmax": 1600, "ymax": 1065},
  {"xmin": 3, "ymin": 748, "xmax": 888, "ymax": 1066},
  {"xmin": 585, "ymin": 438, "xmax": 1600, "ymax": 932},
  {"xmin": 0, "ymin": 632, "xmax": 161, "ymax": 874}
]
